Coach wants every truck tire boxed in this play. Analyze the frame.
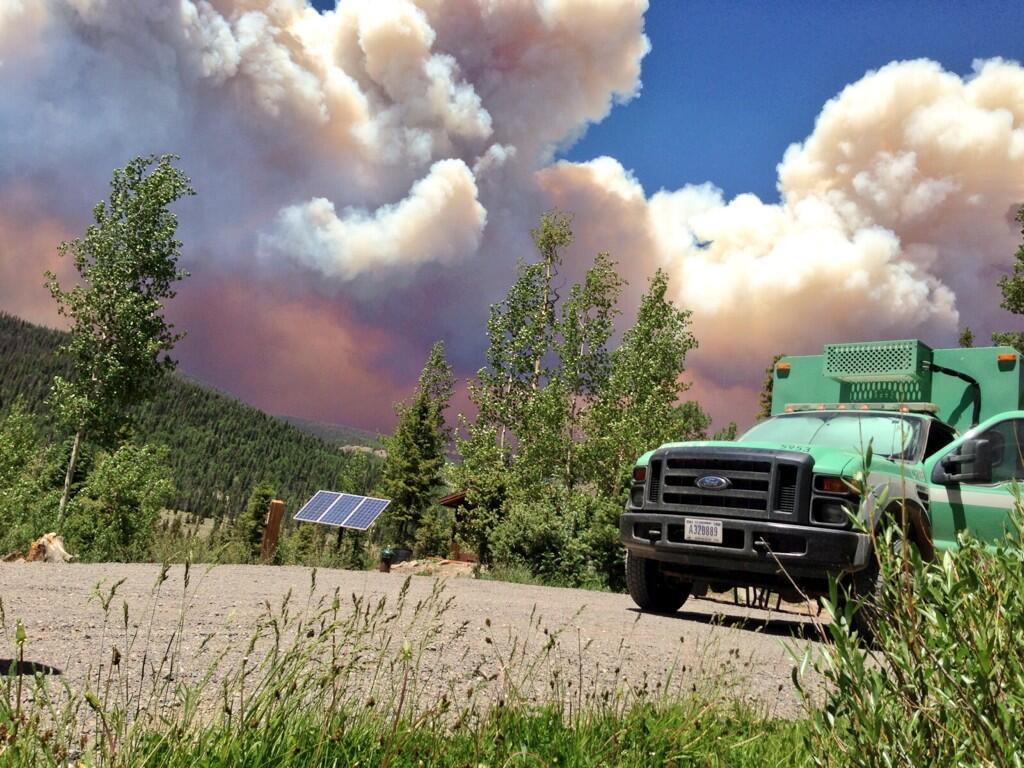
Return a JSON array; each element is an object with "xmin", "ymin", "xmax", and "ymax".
[
  {"xmin": 847, "ymin": 561, "xmax": 883, "ymax": 642},
  {"xmin": 625, "ymin": 552, "xmax": 691, "ymax": 613},
  {"xmin": 847, "ymin": 529, "xmax": 910, "ymax": 643}
]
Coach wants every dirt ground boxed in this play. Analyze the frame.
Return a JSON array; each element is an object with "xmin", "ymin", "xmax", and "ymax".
[{"xmin": 0, "ymin": 563, "xmax": 827, "ymax": 719}]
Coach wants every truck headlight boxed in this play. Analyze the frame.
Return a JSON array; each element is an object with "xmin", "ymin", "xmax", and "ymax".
[
  {"xmin": 815, "ymin": 501, "xmax": 851, "ymax": 526},
  {"xmin": 630, "ymin": 486, "xmax": 644, "ymax": 507}
]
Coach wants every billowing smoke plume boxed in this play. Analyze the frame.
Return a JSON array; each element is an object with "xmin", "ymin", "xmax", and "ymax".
[
  {"xmin": 260, "ymin": 159, "xmax": 486, "ymax": 279},
  {"xmin": 1, "ymin": 1, "xmax": 1022, "ymax": 430},
  {"xmin": 543, "ymin": 58, "xmax": 1024, "ymax": 417}
]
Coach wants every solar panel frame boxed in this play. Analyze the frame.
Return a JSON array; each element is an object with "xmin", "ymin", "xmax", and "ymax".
[
  {"xmin": 293, "ymin": 491, "xmax": 390, "ymax": 530},
  {"xmin": 294, "ymin": 490, "xmax": 342, "ymax": 522},
  {"xmin": 341, "ymin": 497, "xmax": 390, "ymax": 531}
]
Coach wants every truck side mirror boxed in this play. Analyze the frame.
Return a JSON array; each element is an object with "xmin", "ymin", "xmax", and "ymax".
[{"xmin": 933, "ymin": 438, "xmax": 993, "ymax": 484}]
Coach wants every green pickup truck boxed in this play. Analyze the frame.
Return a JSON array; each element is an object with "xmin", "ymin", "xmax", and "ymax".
[{"xmin": 620, "ymin": 340, "xmax": 1023, "ymax": 630}]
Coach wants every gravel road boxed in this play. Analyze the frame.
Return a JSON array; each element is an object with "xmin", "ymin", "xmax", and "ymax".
[{"xmin": 0, "ymin": 563, "xmax": 826, "ymax": 719}]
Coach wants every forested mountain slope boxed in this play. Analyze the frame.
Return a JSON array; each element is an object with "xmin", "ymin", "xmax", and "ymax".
[
  {"xmin": 279, "ymin": 414, "xmax": 383, "ymax": 449},
  {"xmin": 0, "ymin": 312, "xmax": 378, "ymax": 517}
]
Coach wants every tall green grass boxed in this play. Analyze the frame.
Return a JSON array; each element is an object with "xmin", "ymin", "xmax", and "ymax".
[
  {"xmin": 0, "ymin": 566, "xmax": 805, "ymax": 767},
  {"xmin": 4, "ymin": 501, "xmax": 1023, "ymax": 765}
]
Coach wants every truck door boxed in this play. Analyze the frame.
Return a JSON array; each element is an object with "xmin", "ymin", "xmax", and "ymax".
[{"xmin": 925, "ymin": 414, "xmax": 1024, "ymax": 552}]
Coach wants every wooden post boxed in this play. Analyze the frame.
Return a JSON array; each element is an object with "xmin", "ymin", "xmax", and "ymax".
[{"xmin": 260, "ymin": 499, "xmax": 285, "ymax": 564}]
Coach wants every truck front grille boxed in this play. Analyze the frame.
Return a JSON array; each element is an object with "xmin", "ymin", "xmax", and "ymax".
[
  {"xmin": 648, "ymin": 459, "xmax": 662, "ymax": 502},
  {"xmin": 661, "ymin": 456, "xmax": 772, "ymax": 518},
  {"xmin": 775, "ymin": 464, "xmax": 798, "ymax": 515},
  {"xmin": 645, "ymin": 448, "xmax": 812, "ymax": 522}
]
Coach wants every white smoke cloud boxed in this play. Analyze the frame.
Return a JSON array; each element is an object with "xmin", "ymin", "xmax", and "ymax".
[
  {"xmin": 0, "ymin": 0, "xmax": 649, "ymax": 280},
  {"xmin": 542, "ymin": 58, "xmax": 1024, "ymax": 416},
  {"xmin": 260, "ymin": 158, "xmax": 486, "ymax": 279},
  {"xmin": 2, "ymin": 1, "xmax": 1023, "ymax": 428}
]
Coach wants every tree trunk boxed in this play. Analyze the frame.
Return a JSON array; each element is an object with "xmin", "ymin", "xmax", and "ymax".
[
  {"xmin": 532, "ymin": 256, "xmax": 554, "ymax": 391},
  {"xmin": 57, "ymin": 430, "xmax": 82, "ymax": 529}
]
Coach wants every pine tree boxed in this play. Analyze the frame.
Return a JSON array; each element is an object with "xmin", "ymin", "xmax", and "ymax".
[
  {"xmin": 241, "ymin": 482, "xmax": 276, "ymax": 561},
  {"xmin": 958, "ymin": 328, "xmax": 975, "ymax": 348},
  {"xmin": 380, "ymin": 342, "xmax": 453, "ymax": 547}
]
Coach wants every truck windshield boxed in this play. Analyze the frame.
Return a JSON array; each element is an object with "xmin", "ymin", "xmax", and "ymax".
[{"xmin": 738, "ymin": 412, "xmax": 925, "ymax": 461}]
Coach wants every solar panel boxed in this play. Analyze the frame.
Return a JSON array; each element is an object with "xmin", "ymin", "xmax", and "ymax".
[
  {"xmin": 294, "ymin": 490, "xmax": 342, "ymax": 522},
  {"xmin": 293, "ymin": 490, "xmax": 391, "ymax": 531},
  {"xmin": 342, "ymin": 497, "xmax": 390, "ymax": 531},
  {"xmin": 319, "ymin": 494, "xmax": 363, "ymax": 526}
]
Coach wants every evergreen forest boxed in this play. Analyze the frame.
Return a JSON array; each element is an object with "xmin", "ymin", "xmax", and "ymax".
[{"xmin": 0, "ymin": 312, "xmax": 378, "ymax": 522}]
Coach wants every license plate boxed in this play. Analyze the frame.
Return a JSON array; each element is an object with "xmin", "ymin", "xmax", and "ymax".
[{"xmin": 684, "ymin": 518, "xmax": 723, "ymax": 544}]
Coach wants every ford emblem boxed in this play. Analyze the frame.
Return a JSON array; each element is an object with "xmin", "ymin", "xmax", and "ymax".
[{"xmin": 695, "ymin": 474, "xmax": 731, "ymax": 491}]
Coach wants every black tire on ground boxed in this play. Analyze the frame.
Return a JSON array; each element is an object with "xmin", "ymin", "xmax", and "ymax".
[
  {"xmin": 846, "ymin": 529, "xmax": 910, "ymax": 642},
  {"xmin": 625, "ymin": 552, "xmax": 691, "ymax": 613},
  {"xmin": 846, "ymin": 558, "xmax": 883, "ymax": 642}
]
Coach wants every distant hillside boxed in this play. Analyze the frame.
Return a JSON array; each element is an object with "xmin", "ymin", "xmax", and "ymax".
[
  {"xmin": 0, "ymin": 312, "xmax": 380, "ymax": 517},
  {"xmin": 280, "ymin": 414, "xmax": 383, "ymax": 449}
]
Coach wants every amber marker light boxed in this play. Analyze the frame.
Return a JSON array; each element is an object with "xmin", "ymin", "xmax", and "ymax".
[
  {"xmin": 632, "ymin": 465, "xmax": 647, "ymax": 483},
  {"xmin": 819, "ymin": 477, "xmax": 849, "ymax": 494},
  {"xmin": 777, "ymin": 362, "xmax": 792, "ymax": 372},
  {"xmin": 997, "ymin": 353, "xmax": 1017, "ymax": 363}
]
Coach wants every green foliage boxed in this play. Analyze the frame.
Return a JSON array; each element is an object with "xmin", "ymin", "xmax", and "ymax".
[
  {"xmin": 453, "ymin": 213, "xmax": 709, "ymax": 587},
  {"xmin": 0, "ymin": 313, "xmax": 376, "ymax": 523},
  {"xmin": 380, "ymin": 342, "xmax": 454, "ymax": 547},
  {"xmin": 800, "ymin": 508, "xmax": 1024, "ymax": 766},
  {"xmin": 991, "ymin": 330, "xmax": 1024, "ymax": 355},
  {"xmin": 44, "ymin": 155, "xmax": 193, "ymax": 524},
  {"xmin": 998, "ymin": 207, "xmax": 1024, "ymax": 315},
  {"xmin": 0, "ymin": 404, "xmax": 57, "ymax": 554},
  {"xmin": 45, "ymin": 155, "xmax": 193, "ymax": 445},
  {"xmin": 0, "ymin": 401, "xmax": 38, "ymax": 489},
  {"xmin": 412, "ymin": 505, "xmax": 453, "ymax": 558},
  {"xmin": 450, "ymin": 419, "xmax": 506, "ymax": 563},
  {"xmin": 239, "ymin": 482, "xmax": 276, "ymax": 561},
  {"xmin": 491, "ymin": 488, "xmax": 623, "ymax": 590},
  {"xmin": 713, "ymin": 421, "xmax": 739, "ymax": 440},
  {"xmin": 993, "ymin": 207, "xmax": 1024, "ymax": 354},
  {"xmin": 958, "ymin": 327, "xmax": 975, "ymax": 348},
  {"xmin": 757, "ymin": 353, "xmax": 784, "ymax": 420},
  {"xmin": 62, "ymin": 443, "xmax": 174, "ymax": 561},
  {"xmin": 583, "ymin": 270, "xmax": 708, "ymax": 497},
  {"xmin": 279, "ymin": 415, "xmax": 382, "ymax": 448}
]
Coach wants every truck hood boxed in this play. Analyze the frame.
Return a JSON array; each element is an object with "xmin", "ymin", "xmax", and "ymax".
[{"xmin": 636, "ymin": 440, "xmax": 861, "ymax": 477}]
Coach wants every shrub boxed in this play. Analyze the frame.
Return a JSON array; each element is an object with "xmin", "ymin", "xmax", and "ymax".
[
  {"xmin": 0, "ymin": 404, "xmax": 62, "ymax": 554},
  {"xmin": 238, "ymin": 481, "xmax": 276, "ymax": 561},
  {"xmin": 63, "ymin": 443, "xmax": 174, "ymax": 561},
  {"xmin": 799, "ymin": 503, "xmax": 1024, "ymax": 766},
  {"xmin": 490, "ymin": 488, "xmax": 616, "ymax": 589},
  {"xmin": 413, "ymin": 504, "xmax": 453, "ymax": 558}
]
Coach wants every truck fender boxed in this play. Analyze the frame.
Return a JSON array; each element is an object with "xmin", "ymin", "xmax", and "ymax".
[{"xmin": 857, "ymin": 477, "xmax": 935, "ymax": 561}]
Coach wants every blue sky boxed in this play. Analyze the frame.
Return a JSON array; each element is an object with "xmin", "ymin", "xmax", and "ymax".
[{"xmin": 561, "ymin": 1, "xmax": 1024, "ymax": 202}]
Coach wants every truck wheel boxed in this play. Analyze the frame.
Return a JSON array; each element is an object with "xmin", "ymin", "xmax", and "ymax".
[
  {"xmin": 846, "ymin": 530, "xmax": 910, "ymax": 642},
  {"xmin": 847, "ymin": 562, "xmax": 883, "ymax": 642},
  {"xmin": 625, "ymin": 552, "xmax": 691, "ymax": 613}
]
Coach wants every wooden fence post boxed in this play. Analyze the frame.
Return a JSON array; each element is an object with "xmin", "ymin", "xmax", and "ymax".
[{"xmin": 260, "ymin": 499, "xmax": 285, "ymax": 564}]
